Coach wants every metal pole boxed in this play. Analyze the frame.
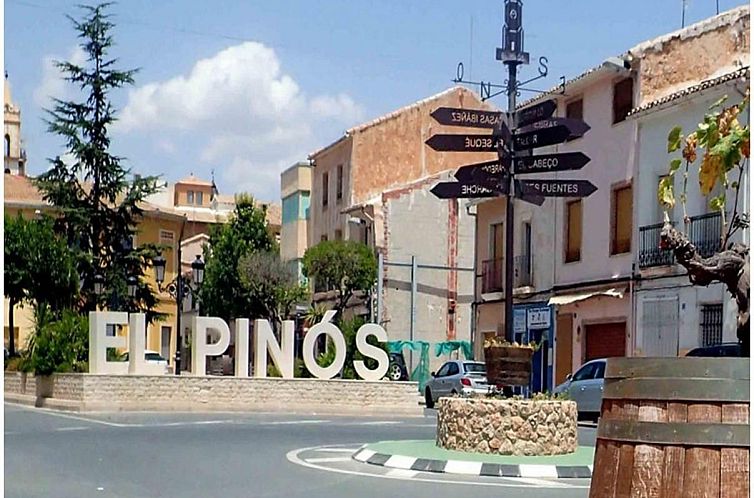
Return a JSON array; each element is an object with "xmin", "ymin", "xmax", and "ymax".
[
  {"xmin": 504, "ymin": 61, "xmax": 517, "ymax": 342},
  {"xmin": 174, "ymin": 216, "xmax": 187, "ymax": 375},
  {"xmin": 410, "ymin": 255, "xmax": 417, "ymax": 373},
  {"xmin": 377, "ymin": 252, "xmax": 384, "ymax": 325}
]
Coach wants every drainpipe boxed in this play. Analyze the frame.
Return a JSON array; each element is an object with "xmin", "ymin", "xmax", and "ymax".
[{"xmin": 466, "ymin": 202, "xmax": 479, "ymax": 359}]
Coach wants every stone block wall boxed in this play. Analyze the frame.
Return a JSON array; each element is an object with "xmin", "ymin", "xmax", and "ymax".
[
  {"xmin": 4, "ymin": 372, "xmax": 422, "ymax": 415},
  {"xmin": 436, "ymin": 397, "xmax": 578, "ymax": 456}
]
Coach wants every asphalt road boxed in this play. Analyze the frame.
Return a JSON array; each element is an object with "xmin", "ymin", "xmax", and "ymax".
[{"xmin": 4, "ymin": 403, "xmax": 595, "ymax": 498}]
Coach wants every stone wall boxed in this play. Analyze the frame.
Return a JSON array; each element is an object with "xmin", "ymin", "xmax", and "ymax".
[
  {"xmin": 4, "ymin": 372, "xmax": 422, "ymax": 415},
  {"xmin": 436, "ymin": 397, "xmax": 578, "ymax": 456}
]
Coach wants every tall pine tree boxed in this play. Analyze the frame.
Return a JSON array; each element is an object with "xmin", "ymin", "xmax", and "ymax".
[{"xmin": 34, "ymin": 3, "xmax": 163, "ymax": 319}]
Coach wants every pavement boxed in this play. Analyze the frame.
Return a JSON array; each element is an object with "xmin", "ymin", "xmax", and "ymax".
[{"xmin": 5, "ymin": 403, "xmax": 596, "ymax": 498}]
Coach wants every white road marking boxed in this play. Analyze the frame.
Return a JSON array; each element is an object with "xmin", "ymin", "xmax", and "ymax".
[
  {"xmin": 287, "ymin": 445, "xmax": 588, "ymax": 489},
  {"xmin": 305, "ymin": 457, "xmax": 353, "ymax": 463},
  {"xmin": 383, "ymin": 455, "xmax": 416, "ymax": 469},
  {"xmin": 401, "ymin": 424, "xmax": 437, "ymax": 428},
  {"xmin": 385, "ymin": 468, "xmax": 418, "ymax": 478},
  {"xmin": 519, "ymin": 465, "xmax": 559, "ymax": 478},
  {"xmin": 353, "ymin": 449, "xmax": 376, "ymax": 462},
  {"xmin": 354, "ymin": 421, "xmax": 401, "ymax": 426},
  {"xmin": 5, "ymin": 404, "xmax": 130, "ymax": 427},
  {"xmin": 588, "ymin": 465, "xmax": 593, "ymax": 472},
  {"xmin": 56, "ymin": 426, "xmax": 89, "ymax": 432},
  {"xmin": 443, "ymin": 460, "xmax": 483, "ymax": 475},
  {"xmin": 260, "ymin": 419, "xmax": 330, "ymax": 426},
  {"xmin": 314, "ymin": 448, "xmax": 360, "ymax": 453}
]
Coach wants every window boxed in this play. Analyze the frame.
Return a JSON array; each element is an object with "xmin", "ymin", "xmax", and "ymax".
[
  {"xmin": 491, "ymin": 223, "xmax": 504, "ymax": 261},
  {"xmin": 334, "ymin": 229, "xmax": 342, "ymax": 240},
  {"xmin": 336, "ymin": 164, "xmax": 343, "ymax": 202},
  {"xmin": 436, "ymin": 363, "xmax": 451, "ymax": 377},
  {"xmin": 566, "ymin": 99, "xmax": 583, "ymax": 120},
  {"xmin": 572, "ymin": 362, "xmax": 598, "ymax": 381},
  {"xmin": 522, "ymin": 221, "xmax": 532, "ymax": 266},
  {"xmin": 161, "ymin": 326, "xmax": 171, "ymax": 362},
  {"xmin": 159, "ymin": 230, "xmax": 175, "ymax": 246},
  {"xmin": 613, "ymin": 78, "xmax": 634, "ymax": 124},
  {"xmin": 464, "ymin": 362, "xmax": 486, "ymax": 373},
  {"xmin": 700, "ymin": 303, "xmax": 723, "ymax": 347},
  {"xmin": 446, "ymin": 362, "xmax": 460, "ymax": 376},
  {"xmin": 320, "ymin": 234, "xmax": 328, "ymax": 242},
  {"xmin": 196, "ymin": 191, "xmax": 203, "ymax": 205},
  {"xmin": 322, "ymin": 172, "xmax": 329, "ymax": 208},
  {"xmin": 611, "ymin": 184, "xmax": 633, "ymax": 254},
  {"xmin": 565, "ymin": 200, "xmax": 582, "ymax": 262},
  {"xmin": 4, "ymin": 134, "xmax": 10, "ymax": 157},
  {"xmin": 187, "ymin": 191, "xmax": 194, "ymax": 205}
]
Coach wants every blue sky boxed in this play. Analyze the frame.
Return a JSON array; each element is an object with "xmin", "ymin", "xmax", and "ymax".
[{"xmin": 5, "ymin": 0, "xmax": 747, "ymax": 202}]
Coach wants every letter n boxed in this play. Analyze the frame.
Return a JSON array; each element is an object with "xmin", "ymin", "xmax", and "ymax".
[{"xmin": 253, "ymin": 320, "xmax": 294, "ymax": 378}]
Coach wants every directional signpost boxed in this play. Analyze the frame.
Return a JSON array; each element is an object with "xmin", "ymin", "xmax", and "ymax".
[{"xmin": 425, "ymin": 0, "xmax": 597, "ymax": 344}]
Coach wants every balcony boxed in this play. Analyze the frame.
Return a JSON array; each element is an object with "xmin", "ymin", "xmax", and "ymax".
[
  {"xmin": 513, "ymin": 254, "xmax": 532, "ymax": 288},
  {"xmin": 638, "ymin": 222, "xmax": 675, "ymax": 269},
  {"xmin": 482, "ymin": 258, "xmax": 503, "ymax": 294},
  {"xmin": 638, "ymin": 212, "xmax": 722, "ymax": 269}
]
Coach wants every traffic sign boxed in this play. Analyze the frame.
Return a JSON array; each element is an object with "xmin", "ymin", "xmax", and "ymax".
[
  {"xmin": 512, "ymin": 118, "xmax": 590, "ymax": 151},
  {"xmin": 430, "ymin": 181, "xmax": 502, "ymax": 199},
  {"xmin": 513, "ymin": 180, "xmax": 545, "ymax": 206},
  {"xmin": 514, "ymin": 99, "xmax": 557, "ymax": 128},
  {"xmin": 517, "ymin": 179, "xmax": 597, "ymax": 198},
  {"xmin": 425, "ymin": 134, "xmax": 505, "ymax": 152},
  {"xmin": 512, "ymin": 152, "xmax": 591, "ymax": 174},
  {"xmin": 430, "ymin": 107, "xmax": 503, "ymax": 129},
  {"xmin": 454, "ymin": 160, "xmax": 507, "ymax": 182}
]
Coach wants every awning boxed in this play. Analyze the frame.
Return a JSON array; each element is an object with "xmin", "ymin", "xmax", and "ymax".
[{"xmin": 548, "ymin": 288, "xmax": 624, "ymax": 306}]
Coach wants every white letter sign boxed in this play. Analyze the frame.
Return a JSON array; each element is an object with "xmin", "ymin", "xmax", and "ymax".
[
  {"xmin": 353, "ymin": 323, "xmax": 389, "ymax": 381},
  {"xmin": 302, "ymin": 310, "xmax": 346, "ymax": 379},
  {"xmin": 191, "ymin": 316, "xmax": 231, "ymax": 376}
]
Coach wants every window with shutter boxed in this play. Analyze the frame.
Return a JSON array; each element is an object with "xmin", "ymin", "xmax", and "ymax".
[
  {"xmin": 565, "ymin": 200, "xmax": 582, "ymax": 262},
  {"xmin": 611, "ymin": 184, "xmax": 632, "ymax": 254},
  {"xmin": 613, "ymin": 78, "xmax": 634, "ymax": 124}
]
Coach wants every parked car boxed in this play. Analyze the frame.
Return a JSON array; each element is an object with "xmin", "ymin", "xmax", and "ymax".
[
  {"xmin": 121, "ymin": 350, "xmax": 170, "ymax": 373},
  {"xmin": 686, "ymin": 342, "xmax": 742, "ymax": 357},
  {"xmin": 553, "ymin": 358, "xmax": 606, "ymax": 420},
  {"xmin": 424, "ymin": 360, "xmax": 489, "ymax": 409},
  {"xmin": 386, "ymin": 352, "xmax": 409, "ymax": 381}
]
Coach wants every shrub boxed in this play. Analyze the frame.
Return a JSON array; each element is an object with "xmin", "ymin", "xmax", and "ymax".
[{"xmin": 30, "ymin": 307, "xmax": 88, "ymax": 375}]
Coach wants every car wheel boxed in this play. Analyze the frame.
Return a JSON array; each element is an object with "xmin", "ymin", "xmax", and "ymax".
[
  {"xmin": 451, "ymin": 389, "xmax": 458, "ymax": 396},
  {"xmin": 387, "ymin": 364, "xmax": 403, "ymax": 381},
  {"xmin": 424, "ymin": 387, "xmax": 435, "ymax": 409}
]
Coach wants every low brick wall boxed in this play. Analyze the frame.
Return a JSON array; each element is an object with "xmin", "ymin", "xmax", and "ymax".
[
  {"xmin": 4, "ymin": 372, "xmax": 422, "ymax": 415},
  {"xmin": 436, "ymin": 397, "xmax": 578, "ymax": 456}
]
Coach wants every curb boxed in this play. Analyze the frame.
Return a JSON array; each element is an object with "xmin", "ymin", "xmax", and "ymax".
[{"xmin": 352, "ymin": 447, "xmax": 593, "ymax": 479}]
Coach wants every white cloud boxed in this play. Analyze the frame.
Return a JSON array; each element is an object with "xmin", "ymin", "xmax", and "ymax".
[
  {"xmin": 117, "ymin": 41, "xmax": 365, "ymax": 200},
  {"xmin": 33, "ymin": 46, "xmax": 87, "ymax": 108}
]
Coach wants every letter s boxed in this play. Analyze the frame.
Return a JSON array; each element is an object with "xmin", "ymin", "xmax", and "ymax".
[{"xmin": 353, "ymin": 324, "xmax": 389, "ymax": 381}]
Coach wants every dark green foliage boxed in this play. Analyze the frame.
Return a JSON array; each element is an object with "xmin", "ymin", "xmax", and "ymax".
[
  {"xmin": 302, "ymin": 240, "xmax": 377, "ymax": 319},
  {"xmin": 29, "ymin": 307, "xmax": 89, "ymax": 376},
  {"xmin": 238, "ymin": 251, "xmax": 308, "ymax": 328},
  {"xmin": 199, "ymin": 194, "xmax": 277, "ymax": 321},
  {"xmin": 32, "ymin": 3, "xmax": 162, "ymax": 320}
]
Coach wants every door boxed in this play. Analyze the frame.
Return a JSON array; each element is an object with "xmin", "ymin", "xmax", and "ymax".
[
  {"xmin": 581, "ymin": 360, "xmax": 605, "ymax": 412},
  {"xmin": 161, "ymin": 326, "xmax": 171, "ymax": 362},
  {"xmin": 431, "ymin": 362, "xmax": 452, "ymax": 398},
  {"xmin": 585, "ymin": 322, "xmax": 626, "ymax": 361},
  {"xmin": 555, "ymin": 313, "xmax": 574, "ymax": 385},
  {"xmin": 440, "ymin": 362, "xmax": 461, "ymax": 397},
  {"xmin": 642, "ymin": 298, "xmax": 680, "ymax": 356}
]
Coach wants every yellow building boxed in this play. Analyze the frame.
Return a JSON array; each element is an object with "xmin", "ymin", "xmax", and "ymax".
[{"xmin": 4, "ymin": 174, "xmax": 187, "ymax": 366}]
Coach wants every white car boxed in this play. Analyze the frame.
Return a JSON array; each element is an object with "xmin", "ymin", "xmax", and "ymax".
[
  {"xmin": 121, "ymin": 350, "xmax": 170, "ymax": 374},
  {"xmin": 553, "ymin": 358, "xmax": 606, "ymax": 420}
]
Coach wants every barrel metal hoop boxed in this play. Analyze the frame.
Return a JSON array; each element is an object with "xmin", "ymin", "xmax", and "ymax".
[
  {"xmin": 605, "ymin": 358, "xmax": 750, "ymax": 381},
  {"xmin": 598, "ymin": 419, "xmax": 750, "ymax": 447},
  {"xmin": 603, "ymin": 378, "xmax": 750, "ymax": 402}
]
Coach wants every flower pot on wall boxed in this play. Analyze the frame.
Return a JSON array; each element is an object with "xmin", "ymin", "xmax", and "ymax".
[{"xmin": 484, "ymin": 345, "xmax": 533, "ymax": 387}]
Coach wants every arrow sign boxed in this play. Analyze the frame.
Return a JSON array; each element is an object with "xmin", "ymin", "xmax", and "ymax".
[
  {"xmin": 430, "ymin": 181, "xmax": 505, "ymax": 199},
  {"xmin": 454, "ymin": 160, "xmax": 507, "ymax": 182},
  {"xmin": 517, "ymin": 179, "xmax": 598, "ymax": 198},
  {"xmin": 512, "ymin": 118, "xmax": 590, "ymax": 151},
  {"xmin": 430, "ymin": 107, "xmax": 504, "ymax": 129},
  {"xmin": 513, "ymin": 180, "xmax": 546, "ymax": 206},
  {"xmin": 426, "ymin": 134, "xmax": 505, "ymax": 152},
  {"xmin": 513, "ymin": 152, "xmax": 591, "ymax": 174},
  {"xmin": 515, "ymin": 99, "xmax": 557, "ymax": 128}
]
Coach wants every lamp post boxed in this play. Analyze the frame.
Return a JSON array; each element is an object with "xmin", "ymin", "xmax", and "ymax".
[{"xmin": 152, "ymin": 253, "xmax": 205, "ymax": 375}]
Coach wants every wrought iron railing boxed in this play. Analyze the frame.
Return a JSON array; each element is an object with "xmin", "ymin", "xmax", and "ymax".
[
  {"xmin": 638, "ymin": 222, "xmax": 675, "ymax": 268},
  {"xmin": 482, "ymin": 258, "xmax": 503, "ymax": 293},
  {"xmin": 689, "ymin": 212, "xmax": 722, "ymax": 258},
  {"xmin": 513, "ymin": 254, "xmax": 532, "ymax": 287},
  {"xmin": 700, "ymin": 303, "xmax": 723, "ymax": 347}
]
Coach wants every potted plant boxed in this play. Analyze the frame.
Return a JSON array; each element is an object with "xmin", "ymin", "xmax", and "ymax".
[{"xmin": 483, "ymin": 336, "xmax": 539, "ymax": 388}]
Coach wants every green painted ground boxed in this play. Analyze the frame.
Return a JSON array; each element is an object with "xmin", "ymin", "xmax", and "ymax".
[{"xmin": 365, "ymin": 440, "xmax": 595, "ymax": 465}]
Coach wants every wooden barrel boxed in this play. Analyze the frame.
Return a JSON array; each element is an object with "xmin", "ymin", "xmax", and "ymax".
[
  {"xmin": 589, "ymin": 357, "xmax": 749, "ymax": 498},
  {"xmin": 484, "ymin": 345, "xmax": 533, "ymax": 386}
]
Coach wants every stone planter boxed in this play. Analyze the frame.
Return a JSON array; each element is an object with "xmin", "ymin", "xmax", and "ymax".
[
  {"xmin": 35, "ymin": 375, "xmax": 54, "ymax": 406},
  {"xmin": 436, "ymin": 396, "xmax": 578, "ymax": 456}
]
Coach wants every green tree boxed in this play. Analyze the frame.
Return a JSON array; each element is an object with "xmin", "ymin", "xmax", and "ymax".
[
  {"xmin": 238, "ymin": 251, "xmax": 309, "ymax": 330},
  {"xmin": 659, "ymin": 93, "xmax": 750, "ymax": 356},
  {"xmin": 29, "ymin": 307, "xmax": 89, "ymax": 376},
  {"xmin": 4, "ymin": 214, "xmax": 79, "ymax": 356},
  {"xmin": 199, "ymin": 194, "xmax": 277, "ymax": 321},
  {"xmin": 33, "ymin": 3, "xmax": 162, "ymax": 319},
  {"xmin": 302, "ymin": 240, "xmax": 377, "ymax": 320}
]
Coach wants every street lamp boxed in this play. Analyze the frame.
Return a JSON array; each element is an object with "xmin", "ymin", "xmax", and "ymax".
[
  {"xmin": 126, "ymin": 275, "xmax": 139, "ymax": 298},
  {"xmin": 191, "ymin": 255, "xmax": 205, "ymax": 286},
  {"xmin": 152, "ymin": 255, "xmax": 167, "ymax": 285},
  {"xmin": 93, "ymin": 273, "xmax": 105, "ymax": 296}
]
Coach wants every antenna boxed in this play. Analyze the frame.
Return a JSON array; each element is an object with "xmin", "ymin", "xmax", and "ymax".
[
  {"xmin": 682, "ymin": 0, "xmax": 688, "ymax": 28},
  {"xmin": 469, "ymin": 15, "xmax": 473, "ymax": 81}
]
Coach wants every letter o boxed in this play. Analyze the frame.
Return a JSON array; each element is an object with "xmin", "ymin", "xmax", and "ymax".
[{"xmin": 303, "ymin": 314, "xmax": 347, "ymax": 379}]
